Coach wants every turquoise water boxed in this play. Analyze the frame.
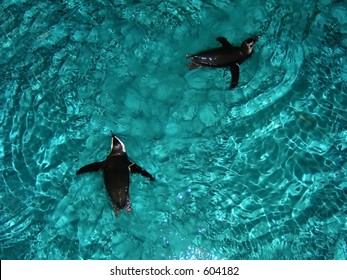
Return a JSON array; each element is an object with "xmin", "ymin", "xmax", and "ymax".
[{"xmin": 1, "ymin": 0, "xmax": 346, "ymax": 260}]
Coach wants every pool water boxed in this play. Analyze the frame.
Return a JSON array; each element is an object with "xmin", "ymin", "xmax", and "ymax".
[{"xmin": 1, "ymin": 0, "xmax": 346, "ymax": 260}]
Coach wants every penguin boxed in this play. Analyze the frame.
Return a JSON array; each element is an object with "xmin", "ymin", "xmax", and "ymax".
[
  {"xmin": 186, "ymin": 35, "xmax": 260, "ymax": 89},
  {"xmin": 76, "ymin": 132, "xmax": 155, "ymax": 217}
]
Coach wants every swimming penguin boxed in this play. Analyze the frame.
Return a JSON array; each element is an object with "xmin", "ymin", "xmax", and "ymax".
[
  {"xmin": 186, "ymin": 35, "xmax": 260, "ymax": 89},
  {"xmin": 76, "ymin": 132, "xmax": 155, "ymax": 217}
]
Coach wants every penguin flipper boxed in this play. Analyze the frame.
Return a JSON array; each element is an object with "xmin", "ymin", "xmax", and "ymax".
[
  {"xmin": 217, "ymin": 37, "xmax": 234, "ymax": 48},
  {"xmin": 128, "ymin": 162, "xmax": 155, "ymax": 181},
  {"xmin": 230, "ymin": 63, "xmax": 240, "ymax": 88},
  {"xmin": 76, "ymin": 161, "xmax": 104, "ymax": 175}
]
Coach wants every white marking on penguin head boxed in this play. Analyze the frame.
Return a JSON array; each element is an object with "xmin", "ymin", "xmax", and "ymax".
[
  {"xmin": 242, "ymin": 35, "xmax": 261, "ymax": 55},
  {"xmin": 110, "ymin": 133, "xmax": 126, "ymax": 153}
]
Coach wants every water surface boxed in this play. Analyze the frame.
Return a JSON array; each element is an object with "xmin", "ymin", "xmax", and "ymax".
[{"xmin": 1, "ymin": 0, "xmax": 346, "ymax": 259}]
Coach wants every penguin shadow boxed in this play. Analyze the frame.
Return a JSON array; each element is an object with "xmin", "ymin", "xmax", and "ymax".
[
  {"xmin": 290, "ymin": 107, "xmax": 318, "ymax": 130},
  {"xmin": 286, "ymin": 106, "xmax": 332, "ymax": 149}
]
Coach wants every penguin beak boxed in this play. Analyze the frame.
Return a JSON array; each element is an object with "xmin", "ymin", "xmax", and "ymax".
[{"xmin": 249, "ymin": 35, "xmax": 260, "ymax": 48}]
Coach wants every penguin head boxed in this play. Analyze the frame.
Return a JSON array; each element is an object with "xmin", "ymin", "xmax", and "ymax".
[
  {"xmin": 110, "ymin": 132, "xmax": 126, "ymax": 155},
  {"xmin": 241, "ymin": 35, "xmax": 260, "ymax": 55}
]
